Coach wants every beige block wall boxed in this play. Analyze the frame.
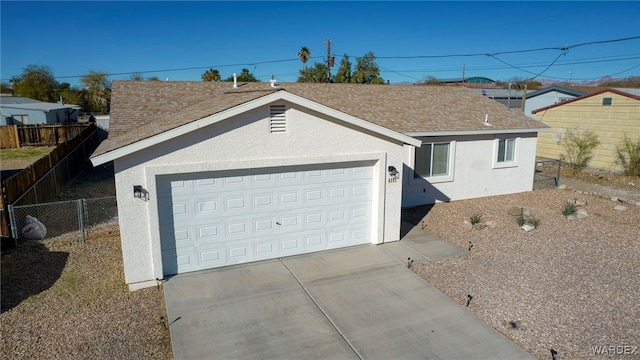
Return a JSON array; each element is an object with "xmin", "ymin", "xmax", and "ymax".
[{"xmin": 536, "ymin": 92, "xmax": 640, "ymax": 171}]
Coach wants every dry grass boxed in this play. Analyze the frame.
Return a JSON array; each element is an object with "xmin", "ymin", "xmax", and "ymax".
[
  {"xmin": 410, "ymin": 188, "xmax": 640, "ymax": 359},
  {"xmin": 0, "ymin": 221, "xmax": 172, "ymax": 359}
]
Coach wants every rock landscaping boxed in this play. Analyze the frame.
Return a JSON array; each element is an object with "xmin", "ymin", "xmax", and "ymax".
[{"xmin": 410, "ymin": 188, "xmax": 639, "ymax": 360}]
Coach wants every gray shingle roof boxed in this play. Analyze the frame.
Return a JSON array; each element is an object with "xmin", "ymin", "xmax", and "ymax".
[
  {"xmin": 0, "ymin": 96, "xmax": 80, "ymax": 111},
  {"xmin": 95, "ymin": 81, "xmax": 547, "ymax": 157}
]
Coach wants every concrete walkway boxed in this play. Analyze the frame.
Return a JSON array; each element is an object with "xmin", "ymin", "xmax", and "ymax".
[{"xmin": 164, "ymin": 224, "xmax": 532, "ymax": 360}]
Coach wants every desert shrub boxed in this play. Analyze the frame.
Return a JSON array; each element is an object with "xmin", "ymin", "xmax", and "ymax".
[
  {"xmin": 470, "ymin": 213, "xmax": 482, "ymax": 225},
  {"xmin": 516, "ymin": 210, "xmax": 540, "ymax": 229},
  {"xmin": 563, "ymin": 202, "xmax": 577, "ymax": 216},
  {"xmin": 559, "ymin": 128, "xmax": 600, "ymax": 175},
  {"xmin": 615, "ymin": 136, "xmax": 640, "ymax": 176}
]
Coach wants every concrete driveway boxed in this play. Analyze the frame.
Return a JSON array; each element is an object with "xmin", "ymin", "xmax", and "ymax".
[{"xmin": 164, "ymin": 231, "xmax": 533, "ymax": 359}]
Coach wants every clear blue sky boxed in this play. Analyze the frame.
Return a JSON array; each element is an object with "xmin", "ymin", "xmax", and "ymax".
[{"xmin": 1, "ymin": 1, "xmax": 639, "ymax": 86}]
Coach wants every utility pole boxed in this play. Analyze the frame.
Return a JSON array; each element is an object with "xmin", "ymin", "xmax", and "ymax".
[
  {"xmin": 521, "ymin": 84, "xmax": 528, "ymax": 114},
  {"xmin": 325, "ymin": 38, "xmax": 333, "ymax": 82},
  {"xmin": 462, "ymin": 64, "xmax": 466, "ymax": 83}
]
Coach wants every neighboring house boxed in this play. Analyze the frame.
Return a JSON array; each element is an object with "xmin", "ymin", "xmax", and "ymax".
[
  {"xmin": 472, "ymin": 88, "xmax": 533, "ymax": 110},
  {"xmin": 534, "ymin": 88, "xmax": 640, "ymax": 171},
  {"xmin": 90, "ymin": 81, "xmax": 547, "ymax": 290},
  {"xmin": 0, "ymin": 96, "xmax": 80, "ymax": 125},
  {"xmin": 523, "ymin": 86, "xmax": 586, "ymax": 118},
  {"xmin": 441, "ymin": 77, "xmax": 496, "ymax": 85}
]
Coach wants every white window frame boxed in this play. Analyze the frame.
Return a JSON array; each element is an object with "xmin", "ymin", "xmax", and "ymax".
[
  {"xmin": 493, "ymin": 137, "xmax": 519, "ymax": 168},
  {"xmin": 411, "ymin": 141, "xmax": 455, "ymax": 183}
]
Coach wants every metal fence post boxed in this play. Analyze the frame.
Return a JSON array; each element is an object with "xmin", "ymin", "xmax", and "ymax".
[
  {"xmin": 8, "ymin": 204, "xmax": 18, "ymax": 239},
  {"xmin": 77, "ymin": 199, "xmax": 85, "ymax": 242},
  {"xmin": 556, "ymin": 159, "xmax": 562, "ymax": 187}
]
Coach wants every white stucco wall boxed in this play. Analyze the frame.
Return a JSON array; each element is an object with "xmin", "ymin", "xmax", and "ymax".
[
  {"xmin": 402, "ymin": 133, "xmax": 538, "ymax": 207},
  {"xmin": 113, "ymin": 101, "xmax": 407, "ymax": 290}
]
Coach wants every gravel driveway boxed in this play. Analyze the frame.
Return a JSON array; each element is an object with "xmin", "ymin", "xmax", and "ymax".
[{"xmin": 409, "ymin": 188, "xmax": 639, "ymax": 360}]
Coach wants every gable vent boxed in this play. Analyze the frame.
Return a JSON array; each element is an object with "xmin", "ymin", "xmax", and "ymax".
[{"xmin": 270, "ymin": 105, "xmax": 286, "ymax": 133}]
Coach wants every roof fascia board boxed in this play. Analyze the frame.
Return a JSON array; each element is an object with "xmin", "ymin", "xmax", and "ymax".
[
  {"xmin": 532, "ymin": 88, "xmax": 640, "ymax": 114},
  {"xmin": 91, "ymin": 90, "xmax": 421, "ymax": 166},
  {"xmin": 404, "ymin": 128, "xmax": 549, "ymax": 137}
]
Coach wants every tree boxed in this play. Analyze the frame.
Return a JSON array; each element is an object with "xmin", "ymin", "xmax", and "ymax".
[
  {"xmin": 130, "ymin": 72, "xmax": 145, "ymax": 81},
  {"xmin": 1, "ymin": 82, "xmax": 12, "ymax": 94},
  {"xmin": 333, "ymin": 54, "xmax": 352, "ymax": 83},
  {"xmin": 297, "ymin": 63, "xmax": 330, "ymax": 83},
  {"xmin": 297, "ymin": 46, "xmax": 311, "ymax": 69},
  {"xmin": 559, "ymin": 128, "xmax": 600, "ymax": 175},
  {"xmin": 147, "ymin": 76, "xmax": 161, "ymax": 81},
  {"xmin": 11, "ymin": 64, "xmax": 59, "ymax": 102},
  {"xmin": 224, "ymin": 68, "xmax": 260, "ymax": 82},
  {"xmin": 81, "ymin": 71, "xmax": 111, "ymax": 113},
  {"xmin": 351, "ymin": 52, "xmax": 384, "ymax": 84},
  {"xmin": 201, "ymin": 68, "xmax": 221, "ymax": 81},
  {"xmin": 420, "ymin": 76, "xmax": 444, "ymax": 85},
  {"xmin": 57, "ymin": 82, "xmax": 84, "ymax": 107}
]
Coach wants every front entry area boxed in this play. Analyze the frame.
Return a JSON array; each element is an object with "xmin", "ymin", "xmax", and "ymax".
[{"xmin": 157, "ymin": 161, "xmax": 375, "ymax": 276}]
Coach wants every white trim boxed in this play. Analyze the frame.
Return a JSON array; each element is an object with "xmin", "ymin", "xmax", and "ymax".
[
  {"xmin": 492, "ymin": 136, "xmax": 520, "ymax": 169},
  {"xmin": 145, "ymin": 152, "xmax": 388, "ymax": 280},
  {"xmin": 91, "ymin": 91, "xmax": 421, "ymax": 166},
  {"xmin": 410, "ymin": 140, "xmax": 456, "ymax": 184},
  {"xmin": 404, "ymin": 128, "xmax": 548, "ymax": 137}
]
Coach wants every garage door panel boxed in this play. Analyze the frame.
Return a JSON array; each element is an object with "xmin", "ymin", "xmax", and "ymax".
[
  {"xmin": 254, "ymin": 237, "xmax": 278, "ymax": 259},
  {"xmin": 199, "ymin": 247, "xmax": 223, "ymax": 266},
  {"xmin": 159, "ymin": 161, "xmax": 374, "ymax": 276},
  {"xmin": 225, "ymin": 240, "xmax": 253, "ymax": 264},
  {"xmin": 197, "ymin": 224, "xmax": 222, "ymax": 242}
]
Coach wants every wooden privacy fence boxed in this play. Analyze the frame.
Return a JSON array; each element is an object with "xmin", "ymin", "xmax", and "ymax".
[
  {"xmin": 0, "ymin": 123, "xmax": 91, "ymax": 149},
  {"xmin": 1, "ymin": 124, "xmax": 100, "ymax": 237}
]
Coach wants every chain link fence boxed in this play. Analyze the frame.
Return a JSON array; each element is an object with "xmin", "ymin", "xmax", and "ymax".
[
  {"xmin": 8, "ymin": 196, "xmax": 117, "ymax": 242},
  {"xmin": 534, "ymin": 157, "xmax": 562, "ymax": 190}
]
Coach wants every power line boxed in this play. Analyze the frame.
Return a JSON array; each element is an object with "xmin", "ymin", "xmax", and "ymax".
[{"xmin": 2, "ymin": 36, "xmax": 639, "ymax": 83}]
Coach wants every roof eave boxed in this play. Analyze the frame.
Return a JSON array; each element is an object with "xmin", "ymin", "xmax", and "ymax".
[
  {"xmin": 404, "ymin": 127, "xmax": 549, "ymax": 137},
  {"xmin": 91, "ymin": 90, "xmax": 422, "ymax": 166}
]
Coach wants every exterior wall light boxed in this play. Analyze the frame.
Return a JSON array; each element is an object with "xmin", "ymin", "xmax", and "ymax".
[
  {"xmin": 133, "ymin": 185, "xmax": 149, "ymax": 200},
  {"xmin": 388, "ymin": 166, "xmax": 399, "ymax": 183}
]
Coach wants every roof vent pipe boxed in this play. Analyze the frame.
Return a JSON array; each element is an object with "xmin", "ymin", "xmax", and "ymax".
[
  {"xmin": 484, "ymin": 114, "xmax": 492, "ymax": 126},
  {"xmin": 233, "ymin": 73, "xmax": 237, "ymax": 88},
  {"xmin": 269, "ymin": 75, "xmax": 277, "ymax": 88}
]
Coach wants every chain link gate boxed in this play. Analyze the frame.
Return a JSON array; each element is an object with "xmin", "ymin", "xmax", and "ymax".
[{"xmin": 8, "ymin": 197, "xmax": 117, "ymax": 242}]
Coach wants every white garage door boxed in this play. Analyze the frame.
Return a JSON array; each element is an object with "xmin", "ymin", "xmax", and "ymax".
[{"xmin": 157, "ymin": 162, "xmax": 374, "ymax": 276}]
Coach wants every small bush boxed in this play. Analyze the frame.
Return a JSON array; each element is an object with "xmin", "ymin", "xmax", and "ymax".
[
  {"xmin": 563, "ymin": 202, "xmax": 577, "ymax": 216},
  {"xmin": 560, "ymin": 128, "xmax": 600, "ymax": 175},
  {"xmin": 470, "ymin": 213, "xmax": 482, "ymax": 225},
  {"xmin": 516, "ymin": 210, "xmax": 540, "ymax": 229},
  {"xmin": 615, "ymin": 136, "xmax": 640, "ymax": 176}
]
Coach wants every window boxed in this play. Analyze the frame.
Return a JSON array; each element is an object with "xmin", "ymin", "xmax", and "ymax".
[
  {"xmin": 497, "ymin": 138, "xmax": 516, "ymax": 162},
  {"xmin": 269, "ymin": 105, "xmax": 286, "ymax": 133},
  {"xmin": 602, "ymin": 97, "xmax": 612, "ymax": 106},
  {"xmin": 414, "ymin": 142, "xmax": 450, "ymax": 178},
  {"xmin": 11, "ymin": 115, "xmax": 29, "ymax": 125}
]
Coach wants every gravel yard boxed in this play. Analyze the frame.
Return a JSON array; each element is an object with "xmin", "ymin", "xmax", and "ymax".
[
  {"xmin": 409, "ymin": 188, "xmax": 640, "ymax": 360},
  {"xmin": 0, "ymin": 222, "xmax": 172, "ymax": 359}
]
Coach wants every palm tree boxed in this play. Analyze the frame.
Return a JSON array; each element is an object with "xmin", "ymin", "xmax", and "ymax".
[{"xmin": 298, "ymin": 47, "xmax": 311, "ymax": 69}]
